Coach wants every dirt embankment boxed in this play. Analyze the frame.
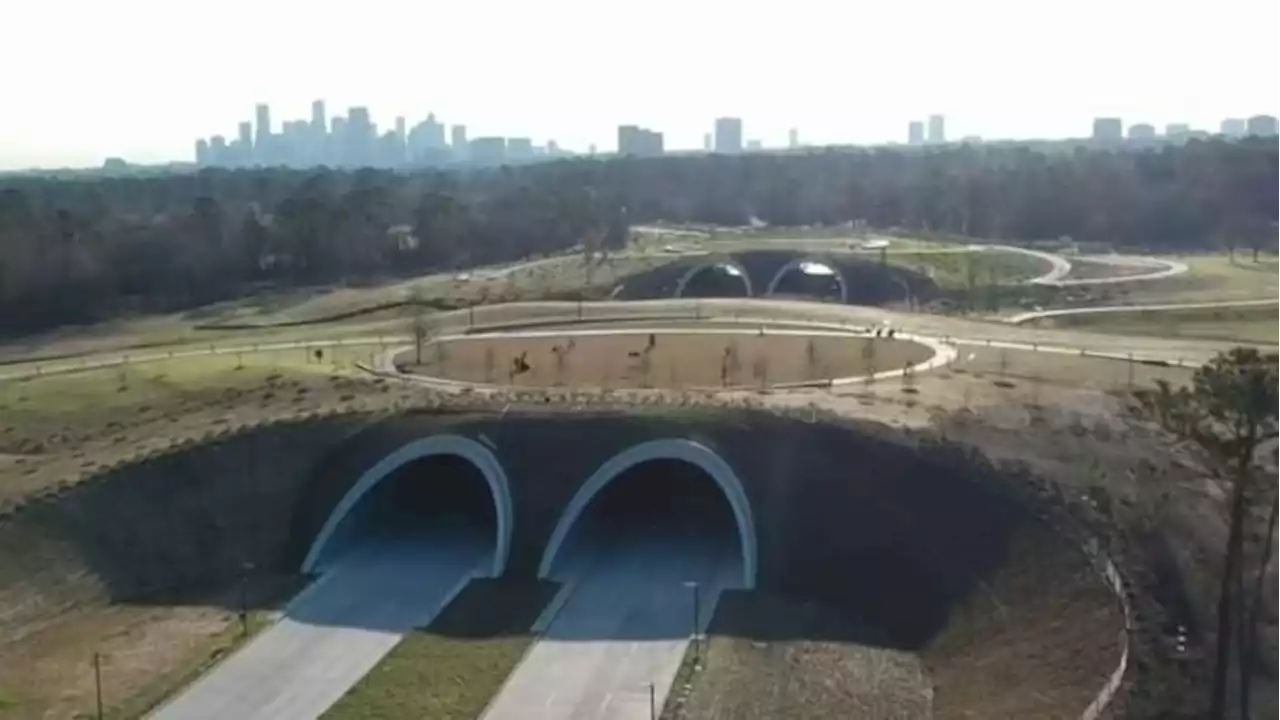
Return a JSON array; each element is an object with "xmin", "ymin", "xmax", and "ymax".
[
  {"xmin": 0, "ymin": 406, "xmax": 1127, "ymax": 719},
  {"xmin": 0, "ymin": 415, "xmax": 374, "ymax": 639}
]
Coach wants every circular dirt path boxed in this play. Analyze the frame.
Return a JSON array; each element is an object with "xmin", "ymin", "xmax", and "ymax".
[{"xmin": 407, "ymin": 330, "xmax": 933, "ymax": 390}]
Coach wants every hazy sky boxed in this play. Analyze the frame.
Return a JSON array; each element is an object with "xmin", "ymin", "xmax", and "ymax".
[{"xmin": 3, "ymin": 0, "xmax": 1277, "ymax": 169}]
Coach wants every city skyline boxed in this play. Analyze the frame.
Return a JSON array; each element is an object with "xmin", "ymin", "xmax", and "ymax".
[
  {"xmin": 17, "ymin": 89, "xmax": 1280, "ymax": 174},
  {"xmin": 3, "ymin": 0, "xmax": 1278, "ymax": 170}
]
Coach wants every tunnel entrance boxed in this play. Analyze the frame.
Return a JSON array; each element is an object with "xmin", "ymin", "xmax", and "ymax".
[
  {"xmin": 303, "ymin": 435, "xmax": 514, "ymax": 578},
  {"xmin": 539, "ymin": 440, "xmax": 757, "ymax": 591},
  {"xmin": 306, "ymin": 454, "xmax": 497, "ymax": 571},
  {"xmin": 552, "ymin": 458, "xmax": 743, "ymax": 581},
  {"xmin": 676, "ymin": 263, "xmax": 753, "ymax": 298},
  {"xmin": 766, "ymin": 259, "xmax": 847, "ymax": 303}
]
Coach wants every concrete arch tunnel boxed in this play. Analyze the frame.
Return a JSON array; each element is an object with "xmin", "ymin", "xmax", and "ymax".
[
  {"xmin": 538, "ymin": 438, "xmax": 759, "ymax": 589},
  {"xmin": 765, "ymin": 256, "xmax": 849, "ymax": 303},
  {"xmin": 674, "ymin": 260, "xmax": 755, "ymax": 298},
  {"xmin": 302, "ymin": 434, "xmax": 514, "ymax": 578}
]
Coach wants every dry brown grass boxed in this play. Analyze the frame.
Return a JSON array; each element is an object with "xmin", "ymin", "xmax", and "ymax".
[
  {"xmin": 411, "ymin": 332, "xmax": 932, "ymax": 389},
  {"xmin": 921, "ymin": 522, "xmax": 1124, "ymax": 719},
  {"xmin": 665, "ymin": 591, "xmax": 933, "ymax": 720},
  {"xmin": 0, "ymin": 575, "xmax": 302, "ymax": 720}
]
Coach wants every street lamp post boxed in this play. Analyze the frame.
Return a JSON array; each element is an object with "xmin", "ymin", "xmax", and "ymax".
[{"xmin": 683, "ymin": 580, "xmax": 700, "ymax": 665}]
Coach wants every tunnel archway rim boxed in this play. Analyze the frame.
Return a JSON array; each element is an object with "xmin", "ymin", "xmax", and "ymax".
[
  {"xmin": 537, "ymin": 438, "xmax": 758, "ymax": 588},
  {"xmin": 674, "ymin": 259, "xmax": 755, "ymax": 299},
  {"xmin": 764, "ymin": 256, "xmax": 849, "ymax": 303},
  {"xmin": 302, "ymin": 433, "xmax": 513, "ymax": 578}
]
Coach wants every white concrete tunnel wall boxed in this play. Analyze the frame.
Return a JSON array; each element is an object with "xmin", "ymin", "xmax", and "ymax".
[
  {"xmin": 674, "ymin": 261, "xmax": 755, "ymax": 298},
  {"xmin": 538, "ymin": 438, "xmax": 759, "ymax": 588},
  {"xmin": 764, "ymin": 257, "xmax": 849, "ymax": 304},
  {"xmin": 302, "ymin": 434, "xmax": 514, "ymax": 578}
]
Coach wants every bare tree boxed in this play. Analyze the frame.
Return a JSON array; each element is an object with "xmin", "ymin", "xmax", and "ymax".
[
  {"xmin": 483, "ymin": 346, "xmax": 496, "ymax": 384},
  {"xmin": 552, "ymin": 338, "xmax": 576, "ymax": 387},
  {"xmin": 861, "ymin": 336, "xmax": 878, "ymax": 376},
  {"xmin": 752, "ymin": 355, "xmax": 769, "ymax": 389},
  {"xmin": 1135, "ymin": 348, "xmax": 1278, "ymax": 719},
  {"xmin": 805, "ymin": 339, "xmax": 819, "ymax": 381},
  {"xmin": 408, "ymin": 286, "xmax": 430, "ymax": 365}
]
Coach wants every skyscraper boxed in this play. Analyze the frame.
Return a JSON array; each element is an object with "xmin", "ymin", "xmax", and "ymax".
[
  {"xmin": 469, "ymin": 137, "xmax": 507, "ymax": 166},
  {"xmin": 1091, "ymin": 117, "xmax": 1124, "ymax": 142},
  {"xmin": 908, "ymin": 121, "xmax": 924, "ymax": 145},
  {"xmin": 254, "ymin": 103, "xmax": 271, "ymax": 138},
  {"xmin": 1128, "ymin": 123, "xmax": 1156, "ymax": 141},
  {"xmin": 395, "ymin": 116, "xmax": 407, "ymax": 159},
  {"xmin": 210, "ymin": 135, "xmax": 228, "ymax": 166},
  {"xmin": 788, "ymin": 128, "xmax": 799, "ymax": 148},
  {"xmin": 450, "ymin": 125, "xmax": 468, "ymax": 162},
  {"xmin": 1220, "ymin": 118, "xmax": 1246, "ymax": 137},
  {"xmin": 253, "ymin": 104, "xmax": 272, "ymax": 164},
  {"xmin": 311, "ymin": 100, "xmax": 326, "ymax": 132},
  {"xmin": 927, "ymin": 115, "xmax": 945, "ymax": 144},
  {"xmin": 702, "ymin": 133, "xmax": 712, "ymax": 151},
  {"xmin": 408, "ymin": 114, "xmax": 447, "ymax": 164},
  {"xmin": 238, "ymin": 122, "xmax": 253, "ymax": 163},
  {"xmin": 1246, "ymin": 115, "xmax": 1279, "ymax": 136},
  {"xmin": 346, "ymin": 107, "xmax": 375, "ymax": 167},
  {"xmin": 507, "ymin": 137, "xmax": 534, "ymax": 161},
  {"xmin": 714, "ymin": 117, "xmax": 743, "ymax": 153},
  {"xmin": 617, "ymin": 125, "xmax": 663, "ymax": 156},
  {"xmin": 1165, "ymin": 123, "xmax": 1191, "ymax": 141},
  {"xmin": 309, "ymin": 101, "xmax": 328, "ymax": 165}
]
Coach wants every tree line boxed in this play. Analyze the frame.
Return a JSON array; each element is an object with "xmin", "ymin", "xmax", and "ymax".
[{"xmin": 1, "ymin": 137, "xmax": 1275, "ymax": 336}]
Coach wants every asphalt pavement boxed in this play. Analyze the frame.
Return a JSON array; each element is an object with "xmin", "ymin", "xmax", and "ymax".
[
  {"xmin": 482, "ymin": 529, "xmax": 736, "ymax": 720},
  {"xmin": 151, "ymin": 527, "xmax": 489, "ymax": 720}
]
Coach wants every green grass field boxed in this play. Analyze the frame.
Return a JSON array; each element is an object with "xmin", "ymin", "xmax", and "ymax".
[
  {"xmin": 1097, "ymin": 253, "xmax": 1278, "ymax": 305},
  {"xmin": 1028, "ymin": 304, "xmax": 1278, "ymax": 345},
  {"xmin": 889, "ymin": 248, "xmax": 1051, "ymax": 289},
  {"xmin": 322, "ymin": 578, "xmax": 558, "ymax": 720}
]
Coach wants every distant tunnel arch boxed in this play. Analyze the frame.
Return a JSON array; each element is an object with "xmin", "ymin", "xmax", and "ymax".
[
  {"xmin": 538, "ymin": 438, "xmax": 758, "ymax": 588},
  {"xmin": 302, "ymin": 434, "xmax": 513, "ymax": 578},
  {"xmin": 765, "ymin": 257, "xmax": 849, "ymax": 303},
  {"xmin": 674, "ymin": 260, "xmax": 754, "ymax": 299}
]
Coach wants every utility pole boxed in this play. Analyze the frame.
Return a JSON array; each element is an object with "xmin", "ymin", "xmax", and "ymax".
[
  {"xmin": 93, "ymin": 652, "xmax": 104, "ymax": 720},
  {"xmin": 649, "ymin": 681, "xmax": 656, "ymax": 719}
]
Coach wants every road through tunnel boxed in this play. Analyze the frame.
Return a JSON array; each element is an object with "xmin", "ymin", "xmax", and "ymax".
[
  {"xmin": 302, "ymin": 435, "xmax": 513, "ymax": 579},
  {"xmin": 674, "ymin": 262, "xmax": 754, "ymax": 298},
  {"xmin": 531, "ymin": 439, "xmax": 757, "ymax": 645},
  {"xmin": 766, "ymin": 258, "xmax": 848, "ymax": 303}
]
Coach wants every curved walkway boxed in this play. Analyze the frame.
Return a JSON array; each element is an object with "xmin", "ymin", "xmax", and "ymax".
[
  {"xmin": 2, "ymin": 296, "xmax": 1227, "ymax": 385},
  {"xmin": 377, "ymin": 324, "xmax": 959, "ymax": 390},
  {"xmin": 1060, "ymin": 254, "xmax": 1189, "ymax": 285}
]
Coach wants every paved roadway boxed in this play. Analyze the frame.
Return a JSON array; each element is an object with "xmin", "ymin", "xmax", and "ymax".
[
  {"xmin": 1007, "ymin": 298, "xmax": 1279, "ymax": 325},
  {"xmin": 482, "ymin": 530, "xmax": 735, "ymax": 720},
  {"xmin": 151, "ymin": 526, "xmax": 489, "ymax": 720},
  {"xmin": 1053, "ymin": 254, "xmax": 1190, "ymax": 285}
]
